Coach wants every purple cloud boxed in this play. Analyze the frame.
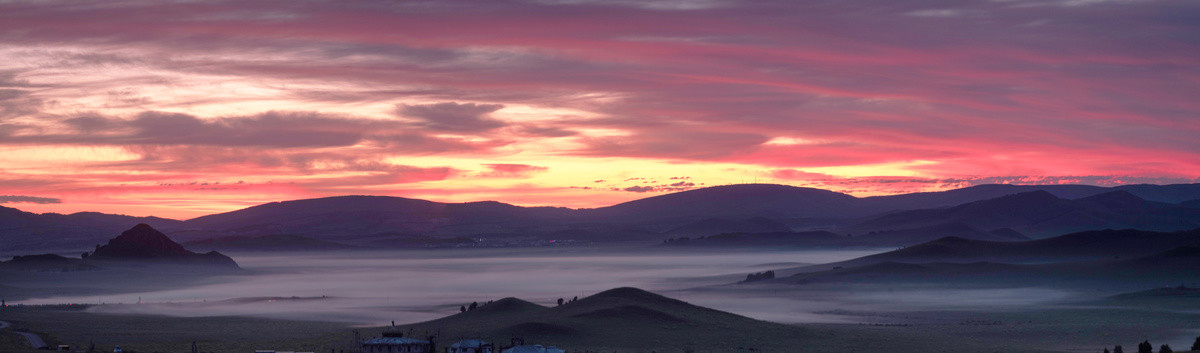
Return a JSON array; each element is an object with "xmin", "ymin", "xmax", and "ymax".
[
  {"xmin": 0, "ymin": 195, "xmax": 62, "ymax": 204},
  {"xmin": 396, "ymin": 102, "xmax": 506, "ymax": 133}
]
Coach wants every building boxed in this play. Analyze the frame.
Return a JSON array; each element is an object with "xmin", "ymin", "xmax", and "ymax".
[
  {"xmin": 449, "ymin": 339, "xmax": 494, "ymax": 353},
  {"xmin": 362, "ymin": 336, "xmax": 432, "ymax": 353},
  {"xmin": 361, "ymin": 326, "xmax": 434, "ymax": 353},
  {"xmin": 500, "ymin": 345, "xmax": 564, "ymax": 353}
]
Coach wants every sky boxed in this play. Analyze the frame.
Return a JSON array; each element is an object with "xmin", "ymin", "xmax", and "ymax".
[{"xmin": 1, "ymin": 0, "xmax": 1198, "ymax": 219}]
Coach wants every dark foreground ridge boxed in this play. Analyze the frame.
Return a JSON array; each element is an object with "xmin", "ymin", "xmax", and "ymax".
[{"xmin": 395, "ymin": 286, "xmax": 807, "ymax": 352}]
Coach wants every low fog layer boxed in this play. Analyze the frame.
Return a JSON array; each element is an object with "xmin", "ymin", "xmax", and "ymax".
[{"xmin": 15, "ymin": 248, "xmax": 1068, "ymax": 325}]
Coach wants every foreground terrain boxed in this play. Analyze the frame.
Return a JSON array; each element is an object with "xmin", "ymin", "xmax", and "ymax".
[{"xmin": 3, "ymin": 287, "xmax": 1199, "ymax": 353}]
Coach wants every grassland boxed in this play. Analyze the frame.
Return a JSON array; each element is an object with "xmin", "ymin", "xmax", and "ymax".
[
  {"xmin": 0, "ymin": 305, "xmax": 353, "ymax": 353},
  {"xmin": 2, "ymin": 301, "xmax": 1199, "ymax": 353}
]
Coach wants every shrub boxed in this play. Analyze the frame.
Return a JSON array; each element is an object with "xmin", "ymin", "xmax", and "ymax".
[{"xmin": 1138, "ymin": 341, "xmax": 1152, "ymax": 353}]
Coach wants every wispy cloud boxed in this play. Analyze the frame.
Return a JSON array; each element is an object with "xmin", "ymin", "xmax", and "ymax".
[
  {"xmin": 0, "ymin": 0, "xmax": 1196, "ymax": 217},
  {"xmin": 0, "ymin": 195, "xmax": 62, "ymax": 204}
]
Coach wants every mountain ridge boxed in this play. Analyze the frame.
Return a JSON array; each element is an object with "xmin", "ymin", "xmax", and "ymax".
[{"xmin": 5, "ymin": 183, "xmax": 1200, "ymax": 252}]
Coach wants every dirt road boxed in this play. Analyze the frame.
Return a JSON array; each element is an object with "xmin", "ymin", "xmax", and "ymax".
[{"xmin": 0, "ymin": 320, "xmax": 48, "ymax": 349}]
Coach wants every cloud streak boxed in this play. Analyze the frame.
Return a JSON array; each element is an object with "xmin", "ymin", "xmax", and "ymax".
[
  {"xmin": 0, "ymin": 0, "xmax": 1197, "ymax": 217},
  {"xmin": 0, "ymin": 195, "xmax": 62, "ymax": 204}
]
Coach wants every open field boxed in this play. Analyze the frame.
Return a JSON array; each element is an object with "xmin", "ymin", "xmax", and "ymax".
[
  {"xmin": 3, "ymin": 246, "xmax": 1198, "ymax": 353},
  {"xmin": 0, "ymin": 306, "xmax": 353, "ymax": 353},
  {"xmin": 3, "ymin": 296, "xmax": 1199, "ymax": 353}
]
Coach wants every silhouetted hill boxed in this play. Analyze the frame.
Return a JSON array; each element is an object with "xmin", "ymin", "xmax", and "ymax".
[
  {"xmin": 1182, "ymin": 199, "xmax": 1200, "ymax": 209},
  {"xmin": 88, "ymin": 224, "xmax": 239, "ymax": 268},
  {"xmin": 590, "ymin": 183, "xmax": 1200, "ymax": 225},
  {"xmin": 848, "ymin": 191, "xmax": 1200, "ymax": 238},
  {"xmin": 396, "ymin": 287, "xmax": 811, "ymax": 352},
  {"xmin": 852, "ymin": 222, "xmax": 1030, "ymax": 246},
  {"xmin": 1111, "ymin": 184, "xmax": 1200, "ymax": 203},
  {"xmin": 784, "ymin": 261, "xmax": 1033, "ymax": 286},
  {"xmin": 775, "ymin": 245, "xmax": 1200, "ymax": 290},
  {"xmin": 861, "ymin": 183, "xmax": 1200, "ymax": 210},
  {"xmin": 584, "ymin": 184, "xmax": 860, "ymax": 222},
  {"xmin": 1, "ymin": 225, "xmax": 242, "ymax": 301},
  {"xmin": 789, "ymin": 228, "xmax": 1200, "ymax": 274},
  {"xmin": 0, "ymin": 205, "xmax": 42, "ymax": 227},
  {"xmin": 988, "ymin": 228, "xmax": 1026, "ymax": 240},
  {"xmin": 1124, "ymin": 246, "xmax": 1200, "ymax": 268},
  {"xmin": 852, "ymin": 191, "xmax": 1070, "ymax": 234},
  {"xmin": 1111, "ymin": 285, "xmax": 1200, "ymax": 300},
  {"xmin": 860, "ymin": 184, "xmax": 1107, "ymax": 212},
  {"xmin": 0, "ymin": 253, "xmax": 96, "ymax": 272},
  {"xmin": 1096, "ymin": 285, "xmax": 1200, "ymax": 309},
  {"xmin": 180, "ymin": 195, "xmax": 576, "ymax": 241}
]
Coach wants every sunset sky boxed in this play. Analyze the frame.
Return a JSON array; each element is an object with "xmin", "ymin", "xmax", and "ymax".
[{"xmin": 1, "ymin": 0, "xmax": 1198, "ymax": 219}]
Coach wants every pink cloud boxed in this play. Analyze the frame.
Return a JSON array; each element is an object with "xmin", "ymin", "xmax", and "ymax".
[
  {"xmin": 477, "ymin": 164, "xmax": 549, "ymax": 178},
  {"xmin": 0, "ymin": 0, "xmax": 1198, "ymax": 217}
]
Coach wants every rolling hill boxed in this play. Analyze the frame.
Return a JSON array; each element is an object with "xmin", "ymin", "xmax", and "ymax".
[
  {"xmin": 582, "ymin": 184, "xmax": 861, "ymax": 222},
  {"xmin": 847, "ymin": 191, "xmax": 1200, "ymax": 239},
  {"xmin": 774, "ymin": 245, "xmax": 1200, "ymax": 291},
  {"xmin": 791, "ymin": 228, "xmax": 1200, "ymax": 273},
  {"xmin": 393, "ymin": 287, "xmax": 831, "ymax": 352}
]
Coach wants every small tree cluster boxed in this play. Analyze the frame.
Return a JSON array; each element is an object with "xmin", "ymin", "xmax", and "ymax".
[
  {"xmin": 1138, "ymin": 340, "xmax": 1153, "ymax": 353},
  {"xmin": 663, "ymin": 236, "xmax": 695, "ymax": 244},
  {"xmin": 1108, "ymin": 341, "xmax": 1174, "ymax": 353},
  {"xmin": 1107, "ymin": 337, "xmax": 1195, "ymax": 353},
  {"xmin": 743, "ymin": 270, "xmax": 775, "ymax": 282}
]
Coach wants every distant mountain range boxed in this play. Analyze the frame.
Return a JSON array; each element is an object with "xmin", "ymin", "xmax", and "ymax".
[
  {"xmin": 0, "ymin": 206, "xmax": 182, "ymax": 253},
  {"xmin": 4, "ymin": 183, "xmax": 1200, "ymax": 252}
]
